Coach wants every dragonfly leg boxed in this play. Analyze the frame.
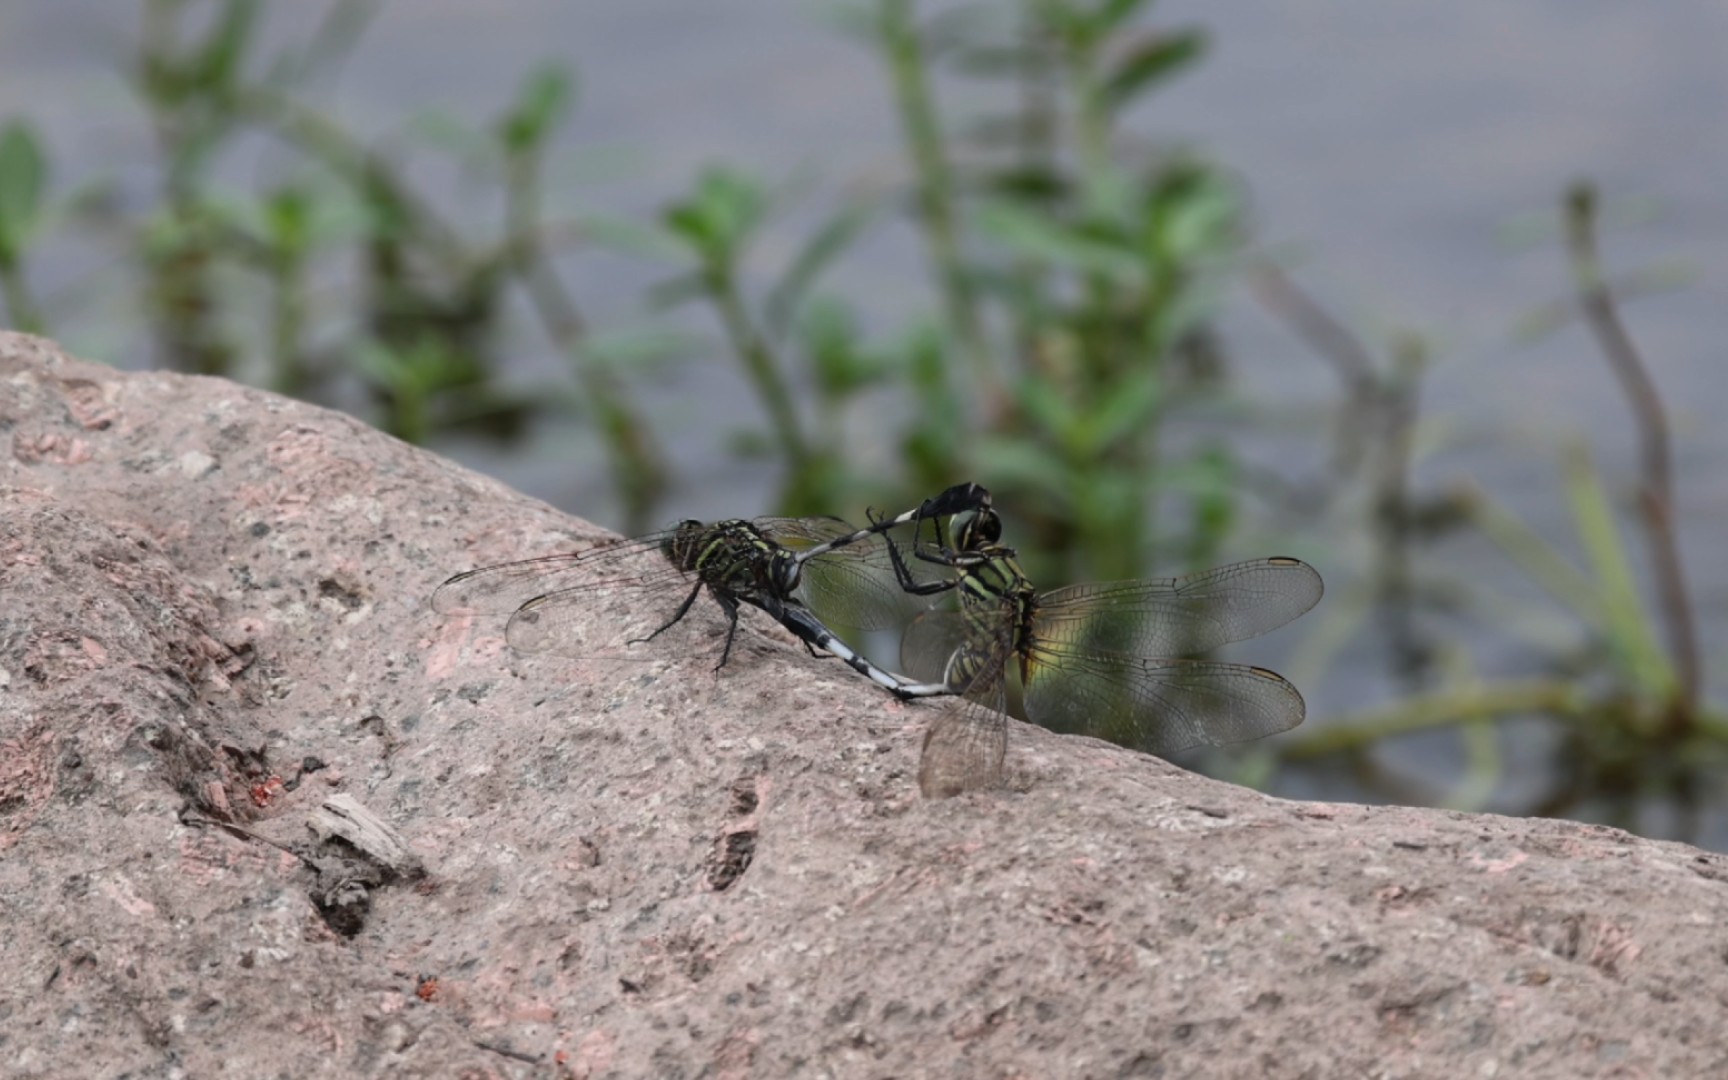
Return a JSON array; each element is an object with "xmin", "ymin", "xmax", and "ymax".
[
  {"xmin": 710, "ymin": 590, "xmax": 743, "ymax": 671},
  {"xmin": 628, "ymin": 577, "xmax": 706, "ymax": 648},
  {"xmin": 878, "ymin": 521, "xmax": 964, "ymax": 597}
]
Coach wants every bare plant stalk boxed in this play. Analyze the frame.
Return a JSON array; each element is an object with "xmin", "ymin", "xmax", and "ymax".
[
  {"xmin": 1245, "ymin": 261, "xmax": 1378, "ymax": 478},
  {"xmin": 1247, "ymin": 264, "xmax": 1437, "ymax": 676},
  {"xmin": 1563, "ymin": 181, "xmax": 1700, "ymax": 719},
  {"xmin": 1369, "ymin": 338, "xmax": 1429, "ymax": 681}
]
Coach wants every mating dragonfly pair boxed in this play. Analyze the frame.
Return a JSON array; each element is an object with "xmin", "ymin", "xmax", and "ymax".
[{"xmin": 433, "ymin": 484, "xmax": 1322, "ymax": 797}]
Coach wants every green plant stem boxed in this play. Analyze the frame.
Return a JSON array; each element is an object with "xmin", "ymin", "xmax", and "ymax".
[
  {"xmin": 1055, "ymin": 19, "xmax": 1111, "ymax": 195},
  {"xmin": 236, "ymin": 88, "xmax": 467, "ymax": 265},
  {"xmin": 1561, "ymin": 445, "xmax": 1675, "ymax": 699},
  {"xmin": 0, "ymin": 261, "xmax": 45, "ymax": 333},
  {"xmin": 1458, "ymin": 478, "xmax": 1606, "ymax": 622},
  {"xmin": 1279, "ymin": 680, "xmax": 1589, "ymax": 761},
  {"xmin": 1443, "ymin": 718, "xmax": 1503, "ymax": 812},
  {"xmin": 503, "ymin": 152, "xmax": 667, "ymax": 534},
  {"xmin": 1004, "ymin": 23, "xmax": 1057, "ymax": 374},
  {"xmin": 878, "ymin": 0, "xmax": 995, "ymax": 392},
  {"xmin": 267, "ymin": 254, "xmax": 309, "ymax": 396},
  {"xmin": 1564, "ymin": 182, "xmax": 1701, "ymax": 720},
  {"xmin": 710, "ymin": 270, "xmax": 810, "ymax": 466},
  {"xmin": 1369, "ymin": 337, "xmax": 1428, "ymax": 678}
]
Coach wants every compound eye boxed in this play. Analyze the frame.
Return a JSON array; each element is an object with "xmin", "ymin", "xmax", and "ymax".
[
  {"xmin": 773, "ymin": 557, "xmax": 802, "ymax": 595},
  {"xmin": 953, "ymin": 509, "xmax": 1001, "ymax": 548},
  {"xmin": 972, "ymin": 510, "xmax": 1003, "ymax": 545}
]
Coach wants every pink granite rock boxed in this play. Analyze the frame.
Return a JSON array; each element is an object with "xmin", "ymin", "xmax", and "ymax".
[{"xmin": 2, "ymin": 330, "xmax": 1726, "ymax": 1077}]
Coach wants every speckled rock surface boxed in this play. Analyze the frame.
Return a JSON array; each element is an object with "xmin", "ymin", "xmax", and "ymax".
[{"xmin": 3, "ymin": 330, "xmax": 1727, "ymax": 1079}]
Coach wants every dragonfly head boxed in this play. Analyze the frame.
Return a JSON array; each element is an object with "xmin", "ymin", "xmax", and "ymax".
[
  {"xmin": 660, "ymin": 520, "xmax": 710, "ymax": 571},
  {"xmin": 949, "ymin": 506, "xmax": 1003, "ymax": 552},
  {"xmin": 767, "ymin": 549, "xmax": 803, "ymax": 596}
]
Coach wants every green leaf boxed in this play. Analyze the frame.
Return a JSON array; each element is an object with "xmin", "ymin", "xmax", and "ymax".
[
  {"xmin": 644, "ymin": 270, "xmax": 710, "ymax": 311},
  {"xmin": 1096, "ymin": 0, "xmax": 1154, "ymax": 32},
  {"xmin": 1012, "ymin": 374, "xmax": 1081, "ymax": 445},
  {"xmin": 950, "ymin": 44, "xmax": 1038, "ymax": 79},
  {"xmin": 1099, "ymin": 30, "xmax": 1206, "ymax": 114},
  {"xmin": 972, "ymin": 434, "xmax": 1072, "ymax": 496},
  {"xmin": 266, "ymin": 0, "xmax": 382, "ymax": 92},
  {"xmin": 800, "ymin": 296, "xmax": 891, "ymax": 398},
  {"xmin": 405, "ymin": 109, "xmax": 497, "ymax": 165},
  {"xmin": 1033, "ymin": 1, "xmax": 1095, "ymax": 50},
  {"xmin": 1075, "ymin": 369, "xmax": 1160, "ymax": 455},
  {"xmin": 727, "ymin": 429, "xmax": 775, "ymax": 459},
  {"xmin": 764, "ymin": 199, "xmax": 880, "ymax": 338},
  {"xmin": 977, "ymin": 163, "xmax": 1071, "ymax": 203},
  {"xmin": 1182, "ymin": 446, "xmax": 1238, "ymax": 564},
  {"xmin": 0, "ymin": 121, "xmax": 47, "ymax": 263},
  {"xmin": 572, "ymin": 325, "xmax": 695, "ymax": 371},
  {"xmin": 662, "ymin": 168, "xmax": 767, "ymax": 264},
  {"xmin": 1442, "ymin": 716, "xmax": 1502, "ymax": 813},
  {"xmin": 662, "ymin": 205, "xmax": 714, "ymax": 250},
  {"xmin": 499, "ymin": 64, "xmax": 575, "ymax": 153},
  {"xmin": 1462, "ymin": 480, "xmax": 1606, "ymax": 623},
  {"xmin": 1140, "ymin": 160, "xmax": 1238, "ymax": 261},
  {"xmin": 260, "ymin": 185, "xmax": 313, "ymax": 255},
  {"xmin": 572, "ymin": 212, "xmax": 684, "ymax": 259},
  {"xmin": 973, "ymin": 199, "xmax": 1142, "ymax": 282},
  {"xmin": 193, "ymin": 0, "xmax": 262, "ymax": 94},
  {"xmin": 1562, "ymin": 445, "xmax": 1675, "ymax": 698}
]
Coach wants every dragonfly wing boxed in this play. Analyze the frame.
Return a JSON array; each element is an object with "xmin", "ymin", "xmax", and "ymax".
[
  {"xmin": 504, "ymin": 574, "xmax": 728, "ymax": 659},
  {"xmin": 1032, "ymin": 557, "xmax": 1323, "ymax": 657},
  {"xmin": 432, "ymin": 532, "xmax": 676, "ymax": 614},
  {"xmin": 899, "ymin": 607, "xmax": 1005, "ymax": 687},
  {"xmin": 437, "ymin": 531, "xmax": 726, "ymax": 660},
  {"xmin": 918, "ymin": 698, "xmax": 1008, "ymax": 800},
  {"xmin": 768, "ymin": 516, "xmax": 953, "ymax": 631},
  {"xmin": 1020, "ymin": 647, "xmax": 1306, "ymax": 756},
  {"xmin": 903, "ymin": 606, "xmax": 1014, "ymax": 798}
]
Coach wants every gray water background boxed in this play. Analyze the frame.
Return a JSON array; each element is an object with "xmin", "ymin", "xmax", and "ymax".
[{"xmin": 4, "ymin": 1, "xmax": 1725, "ymax": 836}]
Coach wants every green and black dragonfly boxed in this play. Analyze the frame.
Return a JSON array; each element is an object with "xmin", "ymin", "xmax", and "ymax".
[
  {"xmin": 812, "ymin": 484, "xmax": 1324, "ymax": 797},
  {"xmin": 432, "ymin": 516, "xmax": 951, "ymax": 700}
]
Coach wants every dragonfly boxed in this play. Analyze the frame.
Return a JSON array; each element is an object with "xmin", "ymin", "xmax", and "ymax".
[
  {"xmin": 841, "ymin": 484, "xmax": 1324, "ymax": 797},
  {"xmin": 432, "ymin": 516, "xmax": 952, "ymax": 700}
]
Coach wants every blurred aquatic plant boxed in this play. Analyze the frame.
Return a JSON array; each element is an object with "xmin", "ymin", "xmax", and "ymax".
[
  {"xmin": 662, "ymin": 0, "xmax": 1246, "ymax": 579},
  {"xmin": 0, "ymin": 1, "xmax": 670, "ymax": 527},
  {"xmin": 6, "ymin": 2, "xmax": 1725, "ymax": 843},
  {"xmin": 1261, "ymin": 182, "xmax": 1723, "ymax": 840},
  {"xmin": 0, "ymin": 120, "xmax": 49, "ymax": 334}
]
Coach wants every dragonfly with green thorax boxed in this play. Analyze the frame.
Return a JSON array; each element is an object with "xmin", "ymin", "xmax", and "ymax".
[
  {"xmin": 433, "ymin": 516, "xmax": 952, "ymax": 700},
  {"xmin": 808, "ymin": 483, "xmax": 1324, "ymax": 797}
]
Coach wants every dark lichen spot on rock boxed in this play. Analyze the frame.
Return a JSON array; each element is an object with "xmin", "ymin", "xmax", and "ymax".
[
  {"xmin": 727, "ymin": 775, "xmax": 760, "ymax": 817},
  {"xmin": 706, "ymin": 830, "xmax": 757, "ymax": 892},
  {"xmin": 318, "ymin": 578, "xmax": 365, "ymax": 610},
  {"xmin": 315, "ymin": 875, "xmax": 373, "ymax": 937}
]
